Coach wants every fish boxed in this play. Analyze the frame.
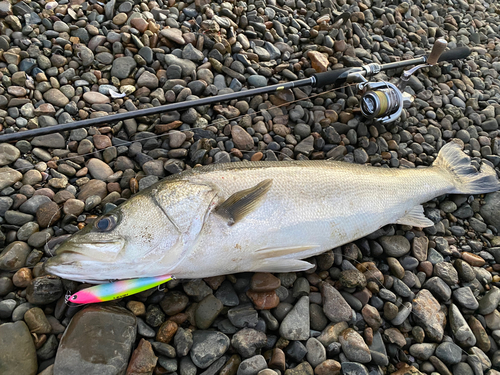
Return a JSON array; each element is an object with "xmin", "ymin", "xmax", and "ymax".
[
  {"xmin": 66, "ymin": 274, "xmax": 173, "ymax": 304},
  {"xmin": 43, "ymin": 142, "xmax": 500, "ymax": 283}
]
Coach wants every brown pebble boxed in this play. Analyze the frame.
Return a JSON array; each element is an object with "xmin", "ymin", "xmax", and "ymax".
[
  {"xmin": 126, "ymin": 301, "xmax": 146, "ymax": 316},
  {"xmin": 461, "ymin": 252, "xmax": 485, "ymax": 267},
  {"xmin": 204, "ymin": 275, "xmax": 226, "ymax": 290},
  {"xmin": 156, "ymin": 320, "xmax": 178, "ymax": 344},
  {"xmin": 247, "ymin": 290, "xmax": 280, "ymax": 310},
  {"xmin": 269, "ymin": 348, "xmax": 286, "ymax": 372},
  {"xmin": 36, "ymin": 201, "xmax": 61, "ymax": 229},
  {"xmin": 364, "ymin": 327, "xmax": 373, "ymax": 346},
  {"xmin": 126, "ymin": 338, "xmax": 158, "ymax": 374},
  {"xmin": 13, "ymin": 267, "xmax": 32, "ymax": 288},
  {"xmin": 417, "ymin": 261, "xmax": 433, "ymax": 278},
  {"xmin": 251, "ymin": 272, "xmax": 281, "ymax": 292},
  {"xmin": 130, "ymin": 178, "xmax": 138, "ymax": 194},
  {"xmin": 220, "ymin": 354, "xmax": 241, "ymax": 375},
  {"xmin": 24, "ymin": 307, "xmax": 52, "ymax": 334},
  {"xmin": 251, "ymin": 152, "xmax": 263, "ymax": 161},
  {"xmin": 93, "ymin": 134, "xmax": 112, "ymax": 149},
  {"xmin": 314, "ymin": 359, "xmax": 341, "ymax": 375}
]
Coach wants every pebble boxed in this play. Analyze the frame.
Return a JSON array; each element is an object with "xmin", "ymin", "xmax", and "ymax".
[
  {"xmin": 279, "ymin": 296, "xmax": 310, "ymax": 340},
  {"xmin": 190, "ymin": 331, "xmax": 230, "ymax": 369},
  {"xmin": 0, "ymin": 321, "xmax": 37, "ymax": 375},
  {"xmin": 54, "ymin": 306, "xmax": 136, "ymax": 374}
]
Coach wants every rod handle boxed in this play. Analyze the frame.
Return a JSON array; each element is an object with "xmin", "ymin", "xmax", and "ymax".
[
  {"xmin": 427, "ymin": 39, "xmax": 448, "ymax": 65},
  {"xmin": 313, "ymin": 68, "xmax": 351, "ymax": 88},
  {"xmin": 437, "ymin": 46, "xmax": 471, "ymax": 62}
]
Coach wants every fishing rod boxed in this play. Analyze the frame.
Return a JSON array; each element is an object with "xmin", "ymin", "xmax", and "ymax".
[{"xmin": 0, "ymin": 40, "xmax": 470, "ymax": 143}]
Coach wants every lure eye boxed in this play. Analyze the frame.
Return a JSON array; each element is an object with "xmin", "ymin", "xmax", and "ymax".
[
  {"xmin": 71, "ymin": 295, "xmax": 78, "ymax": 300},
  {"xmin": 95, "ymin": 215, "xmax": 117, "ymax": 232}
]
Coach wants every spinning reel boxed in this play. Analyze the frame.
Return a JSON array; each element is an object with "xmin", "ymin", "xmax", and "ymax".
[{"xmin": 354, "ymin": 39, "xmax": 449, "ymax": 124}]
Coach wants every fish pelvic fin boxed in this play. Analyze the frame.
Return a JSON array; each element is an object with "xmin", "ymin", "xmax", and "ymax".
[
  {"xmin": 395, "ymin": 205, "xmax": 434, "ymax": 228},
  {"xmin": 215, "ymin": 179, "xmax": 273, "ymax": 225},
  {"xmin": 433, "ymin": 142, "xmax": 500, "ymax": 194},
  {"xmin": 251, "ymin": 258, "xmax": 314, "ymax": 273}
]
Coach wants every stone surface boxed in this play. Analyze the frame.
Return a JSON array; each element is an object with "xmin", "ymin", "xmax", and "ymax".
[
  {"xmin": 53, "ymin": 306, "xmax": 136, "ymax": 375},
  {"xmin": 0, "ymin": 321, "xmax": 37, "ymax": 375}
]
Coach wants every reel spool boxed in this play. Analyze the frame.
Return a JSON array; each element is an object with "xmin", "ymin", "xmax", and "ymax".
[{"xmin": 358, "ymin": 81, "xmax": 413, "ymax": 124}]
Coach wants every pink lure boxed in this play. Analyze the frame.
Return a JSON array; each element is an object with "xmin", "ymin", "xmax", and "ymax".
[{"xmin": 67, "ymin": 274, "xmax": 174, "ymax": 304}]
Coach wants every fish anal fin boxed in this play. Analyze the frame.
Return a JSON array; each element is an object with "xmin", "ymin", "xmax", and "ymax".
[
  {"xmin": 251, "ymin": 258, "xmax": 314, "ymax": 273},
  {"xmin": 255, "ymin": 244, "xmax": 320, "ymax": 259},
  {"xmin": 395, "ymin": 205, "xmax": 434, "ymax": 228},
  {"xmin": 216, "ymin": 179, "xmax": 273, "ymax": 225}
]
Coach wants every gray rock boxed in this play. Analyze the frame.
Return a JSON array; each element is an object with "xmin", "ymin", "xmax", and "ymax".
[
  {"xmin": 478, "ymin": 286, "xmax": 500, "ymax": 315},
  {"xmin": 0, "ymin": 196, "xmax": 13, "ymax": 216},
  {"xmin": 279, "ymin": 296, "xmax": 310, "ymax": 340},
  {"xmin": 247, "ymin": 75, "xmax": 267, "ymax": 88},
  {"xmin": 481, "ymin": 192, "xmax": 500, "ymax": 232},
  {"xmin": 409, "ymin": 343, "xmax": 437, "ymax": 361},
  {"xmin": 0, "ymin": 143, "xmax": 20, "ymax": 166},
  {"xmin": 0, "ymin": 321, "xmax": 38, "ymax": 375},
  {"xmin": 164, "ymin": 55, "xmax": 196, "ymax": 76},
  {"xmin": 231, "ymin": 328, "xmax": 267, "ymax": 358},
  {"xmin": 435, "ymin": 342, "xmax": 462, "ymax": 366},
  {"xmin": 0, "ymin": 299, "xmax": 17, "ymax": 319},
  {"xmin": 237, "ymin": 355, "xmax": 267, "ymax": 375},
  {"xmin": 321, "ymin": 282, "xmax": 352, "ymax": 323},
  {"xmin": 190, "ymin": 331, "xmax": 230, "ymax": 369},
  {"xmin": 19, "ymin": 195, "xmax": 52, "ymax": 215},
  {"xmin": 53, "ymin": 306, "xmax": 136, "ymax": 375},
  {"xmin": 341, "ymin": 362, "xmax": 369, "ymax": 375},
  {"xmin": 306, "ymin": 337, "xmax": 326, "ymax": 367},
  {"xmin": 0, "ymin": 167, "xmax": 23, "ymax": 190},
  {"xmin": 31, "ymin": 133, "xmax": 66, "ymax": 148},
  {"xmin": 452, "ymin": 287, "xmax": 479, "ymax": 310},
  {"xmin": 0, "ymin": 241, "xmax": 31, "ymax": 271},
  {"xmin": 111, "ymin": 57, "xmax": 137, "ymax": 79},
  {"xmin": 295, "ymin": 135, "xmax": 315, "ymax": 155},
  {"xmin": 379, "ymin": 236, "xmax": 410, "ymax": 257},
  {"xmin": 339, "ymin": 328, "xmax": 371, "ymax": 363},
  {"xmin": 449, "ymin": 304, "xmax": 476, "ymax": 347},
  {"xmin": 173, "ymin": 327, "xmax": 192, "ymax": 357}
]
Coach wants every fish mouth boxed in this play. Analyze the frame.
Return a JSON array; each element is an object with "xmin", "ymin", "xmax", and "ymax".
[{"xmin": 43, "ymin": 237, "xmax": 127, "ymax": 283}]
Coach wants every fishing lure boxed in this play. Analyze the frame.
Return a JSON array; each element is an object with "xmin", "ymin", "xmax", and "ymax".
[{"xmin": 66, "ymin": 274, "xmax": 174, "ymax": 304}]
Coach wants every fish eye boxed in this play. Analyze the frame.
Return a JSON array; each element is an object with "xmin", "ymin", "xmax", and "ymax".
[{"xmin": 95, "ymin": 215, "xmax": 117, "ymax": 232}]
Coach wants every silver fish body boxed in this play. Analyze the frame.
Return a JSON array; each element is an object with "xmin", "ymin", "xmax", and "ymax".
[{"xmin": 44, "ymin": 143, "xmax": 500, "ymax": 283}]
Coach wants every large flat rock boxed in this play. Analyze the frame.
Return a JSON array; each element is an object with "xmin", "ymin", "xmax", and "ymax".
[
  {"xmin": 0, "ymin": 321, "xmax": 38, "ymax": 375},
  {"xmin": 53, "ymin": 305, "xmax": 137, "ymax": 375}
]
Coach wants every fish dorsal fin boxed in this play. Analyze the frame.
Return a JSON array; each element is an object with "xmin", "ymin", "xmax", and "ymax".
[
  {"xmin": 216, "ymin": 179, "xmax": 273, "ymax": 226},
  {"xmin": 152, "ymin": 181, "xmax": 217, "ymax": 234},
  {"xmin": 395, "ymin": 205, "xmax": 434, "ymax": 228}
]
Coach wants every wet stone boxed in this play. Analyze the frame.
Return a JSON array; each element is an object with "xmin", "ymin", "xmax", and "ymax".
[
  {"xmin": 279, "ymin": 296, "xmax": 310, "ymax": 340},
  {"xmin": 53, "ymin": 306, "xmax": 137, "ymax": 375},
  {"xmin": 190, "ymin": 330, "xmax": 230, "ymax": 369},
  {"xmin": 0, "ymin": 321, "xmax": 37, "ymax": 375},
  {"xmin": 231, "ymin": 328, "xmax": 267, "ymax": 358}
]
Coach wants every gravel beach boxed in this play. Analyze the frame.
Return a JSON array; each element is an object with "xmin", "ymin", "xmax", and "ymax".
[{"xmin": 0, "ymin": 0, "xmax": 500, "ymax": 374}]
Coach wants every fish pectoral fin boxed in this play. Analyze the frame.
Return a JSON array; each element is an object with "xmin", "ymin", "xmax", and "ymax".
[
  {"xmin": 215, "ymin": 179, "xmax": 273, "ymax": 226},
  {"xmin": 395, "ymin": 205, "xmax": 434, "ymax": 228},
  {"xmin": 251, "ymin": 258, "xmax": 314, "ymax": 273}
]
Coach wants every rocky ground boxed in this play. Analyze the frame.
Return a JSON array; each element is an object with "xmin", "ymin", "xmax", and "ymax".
[{"xmin": 0, "ymin": 0, "xmax": 500, "ymax": 374}]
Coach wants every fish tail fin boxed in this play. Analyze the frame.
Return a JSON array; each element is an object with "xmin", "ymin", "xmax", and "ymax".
[{"xmin": 433, "ymin": 142, "xmax": 500, "ymax": 194}]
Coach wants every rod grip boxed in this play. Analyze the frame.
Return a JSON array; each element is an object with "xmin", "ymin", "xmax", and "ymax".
[
  {"xmin": 437, "ymin": 46, "xmax": 471, "ymax": 62},
  {"xmin": 313, "ymin": 68, "xmax": 351, "ymax": 88},
  {"xmin": 427, "ymin": 39, "xmax": 448, "ymax": 65}
]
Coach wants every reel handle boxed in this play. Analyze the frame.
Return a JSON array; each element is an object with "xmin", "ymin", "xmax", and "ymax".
[
  {"xmin": 437, "ymin": 46, "xmax": 471, "ymax": 62},
  {"xmin": 427, "ymin": 39, "xmax": 448, "ymax": 65}
]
